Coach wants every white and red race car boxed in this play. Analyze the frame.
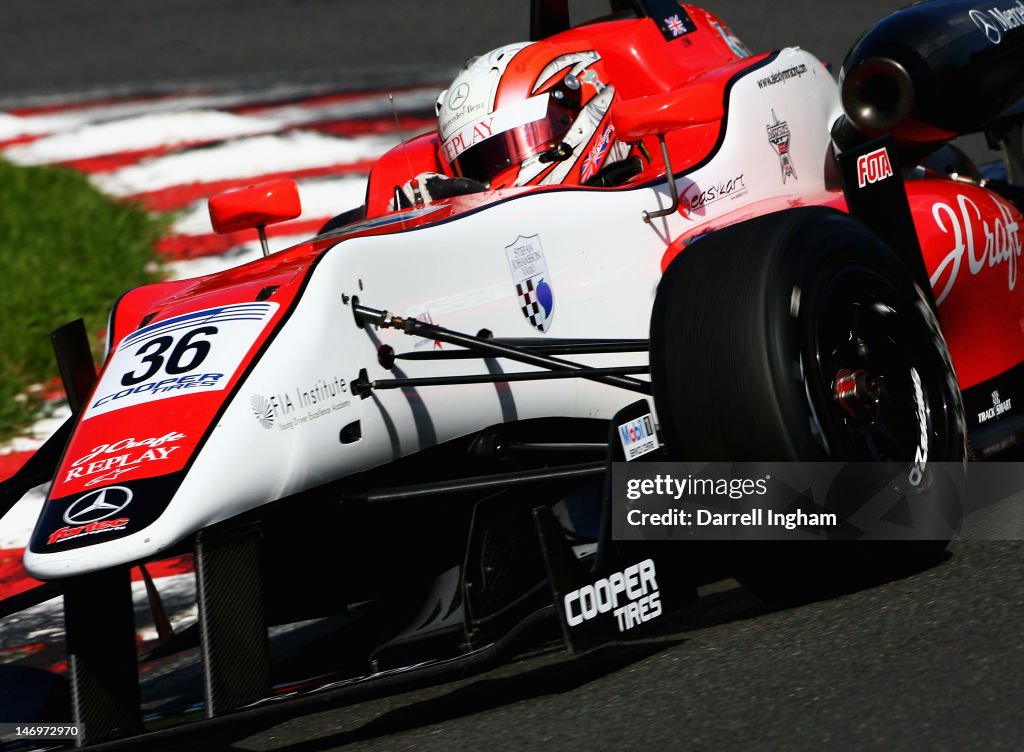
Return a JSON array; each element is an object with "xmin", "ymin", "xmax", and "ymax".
[{"xmin": 2, "ymin": 0, "xmax": 1024, "ymax": 744}]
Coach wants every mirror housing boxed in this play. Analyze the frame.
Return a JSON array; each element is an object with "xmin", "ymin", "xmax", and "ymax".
[
  {"xmin": 208, "ymin": 179, "xmax": 301, "ymax": 235},
  {"xmin": 610, "ymin": 83, "xmax": 723, "ymax": 142}
]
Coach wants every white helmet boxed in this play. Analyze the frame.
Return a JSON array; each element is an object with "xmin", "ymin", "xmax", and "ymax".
[{"xmin": 436, "ymin": 41, "xmax": 631, "ymax": 189}]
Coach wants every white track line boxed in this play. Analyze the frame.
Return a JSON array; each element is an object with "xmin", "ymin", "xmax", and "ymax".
[
  {"xmin": 0, "ymin": 573, "xmax": 198, "ymax": 650},
  {"xmin": 3, "ymin": 111, "xmax": 280, "ymax": 165},
  {"xmin": 0, "ymin": 84, "xmax": 354, "ymax": 141},
  {"xmin": 249, "ymin": 87, "xmax": 440, "ymax": 128},
  {"xmin": 0, "ymin": 485, "xmax": 49, "ymax": 551},
  {"xmin": 0, "ymin": 86, "xmax": 439, "ymax": 156}
]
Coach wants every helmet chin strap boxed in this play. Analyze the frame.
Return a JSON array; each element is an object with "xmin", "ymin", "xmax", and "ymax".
[{"xmin": 538, "ymin": 142, "xmax": 574, "ymax": 163}]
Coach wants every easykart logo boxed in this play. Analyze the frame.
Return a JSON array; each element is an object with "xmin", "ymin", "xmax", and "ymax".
[
  {"xmin": 856, "ymin": 148, "xmax": 894, "ymax": 188},
  {"xmin": 563, "ymin": 559, "xmax": 662, "ymax": 633},
  {"xmin": 64, "ymin": 486, "xmax": 133, "ymax": 524},
  {"xmin": 683, "ymin": 173, "xmax": 748, "ymax": 215}
]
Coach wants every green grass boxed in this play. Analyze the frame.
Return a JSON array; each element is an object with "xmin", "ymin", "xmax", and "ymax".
[{"xmin": 0, "ymin": 158, "xmax": 166, "ymax": 442}]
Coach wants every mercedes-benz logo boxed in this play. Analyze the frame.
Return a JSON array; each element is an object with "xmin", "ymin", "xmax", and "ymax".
[
  {"xmin": 64, "ymin": 486, "xmax": 134, "ymax": 524},
  {"xmin": 448, "ymin": 82, "xmax": 471, "ymax": 110},
  {"xmin": 970, "ymin": 9, "xmax": 1003, "ymax": 44}
]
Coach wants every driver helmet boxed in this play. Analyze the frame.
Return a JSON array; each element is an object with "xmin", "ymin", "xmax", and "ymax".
[{"xmin": 436, "ymin": 41, "xmax": 631, "ymax": 189}]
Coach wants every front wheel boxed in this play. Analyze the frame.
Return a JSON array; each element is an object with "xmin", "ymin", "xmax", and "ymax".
[{"xmin": 649, "ymin": 207, "xmax": 967, "ymax": 603}]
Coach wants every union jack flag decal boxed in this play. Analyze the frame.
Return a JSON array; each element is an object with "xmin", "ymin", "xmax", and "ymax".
[
  {"xmin": 666, "ymin": 15, "xmax": 687, "ymax": 37},
  {"xmin": 580, "ymin": 123, "xmax": 615, "ymax": 184},
  {"xmin": 650, "ymin": 2, "xmax": 695, "ymax": 41}
]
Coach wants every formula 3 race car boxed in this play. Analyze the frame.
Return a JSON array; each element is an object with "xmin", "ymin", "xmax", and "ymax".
[{"xmin": 2, "ymin": 0, "xmax": 1024, "ymax": 745}]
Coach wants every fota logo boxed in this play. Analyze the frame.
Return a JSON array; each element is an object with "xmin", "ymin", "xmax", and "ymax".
[
  {"xmin": 857, "ymin": 148, "xmax": 894, "ymax": 188},
  {"xmin": 563, "ymin": 559, "xmax": 662, "ymax": 633}
]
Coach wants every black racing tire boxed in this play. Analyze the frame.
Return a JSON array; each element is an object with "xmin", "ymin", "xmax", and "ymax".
[
  {"xmin": 318, "ymin": 204, "xmax": 367, "ymax": 235},
  {"xmin": 649, "ymin": 207, "xmax": 967, "ymax": 605}
]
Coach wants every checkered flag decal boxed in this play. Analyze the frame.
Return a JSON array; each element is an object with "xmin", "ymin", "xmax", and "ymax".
[{"xmin": 517, "ymin": 278, "xmax": 546, "ymax": 332}]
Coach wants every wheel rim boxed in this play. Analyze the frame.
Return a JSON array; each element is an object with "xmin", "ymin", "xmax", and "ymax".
[{"xmin": 808, "ymin": 265, "xmax": 960, "ymax": 464}]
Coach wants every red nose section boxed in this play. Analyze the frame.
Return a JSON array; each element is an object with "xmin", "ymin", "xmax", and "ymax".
[{"xmin": 208, "ymin": 179, "xmax": 302, "ymax": 234}]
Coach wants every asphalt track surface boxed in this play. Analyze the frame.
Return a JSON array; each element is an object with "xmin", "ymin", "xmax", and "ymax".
[
  {"xmin": 232, "ymin": 543, "xmax": 1024, "ymax": 752},
  {"xmin": 2, "ymin": 2, "xmax": 1022, "ymax": 750}
]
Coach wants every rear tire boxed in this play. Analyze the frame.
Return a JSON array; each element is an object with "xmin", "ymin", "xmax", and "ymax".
[{"xmin": 649, "ymin": 207, "xmax": 967, "ymax": 604}]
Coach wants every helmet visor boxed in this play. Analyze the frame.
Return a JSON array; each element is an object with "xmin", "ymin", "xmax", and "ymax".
[{"xmin": 441, "ymin": 93, "xmax": 578, "ymax": 185}]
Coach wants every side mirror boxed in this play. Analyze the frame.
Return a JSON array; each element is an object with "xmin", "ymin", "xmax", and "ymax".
[
  {"xmin": 610, "ymin": 83, "xmax": 724, "ymax": 142},
  {"xmin": 610, "ymin": 85, "xmax": 722, "ymax": 223},
  {"xmin": 208, "ymin": 179, "xmax": 302, "ymax": 256}
]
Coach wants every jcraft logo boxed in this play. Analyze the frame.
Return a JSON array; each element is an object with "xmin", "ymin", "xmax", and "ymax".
[
  {"xmin": 64, "ymin": 432, "xmax": 186, "ymax": 487},
  {"xmin": 930, "ymin": 193, "xmax": 1022, "ymax": 305},
  {"xmin": 64, "ymin": 486, "xmax": 133, "ymax": 524}
]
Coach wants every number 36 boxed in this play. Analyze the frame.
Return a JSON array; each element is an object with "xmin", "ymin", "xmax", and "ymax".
[{"xmin": 120, "ymin": 326, "xmax": 218, "ymax": 387}]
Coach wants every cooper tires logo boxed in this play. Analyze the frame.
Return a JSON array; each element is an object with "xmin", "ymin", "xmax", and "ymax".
[
  {"xmin": 64, "ymin": 486, "xmax": 134, "ymax": 524},
  {"xmin": 970, "ymin": 9, "xmax": 1003, "ymax": 44}
]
